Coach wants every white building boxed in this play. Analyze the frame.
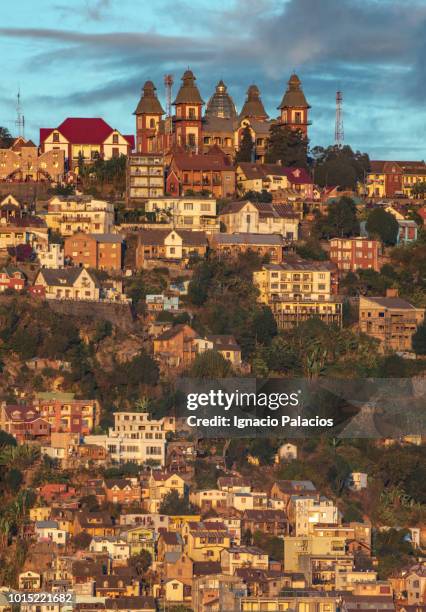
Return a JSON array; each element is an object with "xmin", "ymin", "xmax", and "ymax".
[
  {"xmin": 35, "ymin": 242, "xmax": 65, "ymax": 268},
  {"xmin": 45, "ymin": 196, "xmax": 115, "ymax": 236},
  {"xmin": 290, "ymin": 496, "xmax": 342, "ymax": 536},
  {"xmin": 33, "ymin": 267, "xmax": 100, "ymax": 301},
  {"xmin": 89, "ymin": 536, "xmax": 130, "ymax": 563},
  {"xmin": 34, "ymin": 520, "xmax": 68, "ymax": 545},
  {"xmin": 84, "ymin": 412, "xmax": 175, "ymax": 466},
  {"xmin": 144, "ymin": 196, "xmax": 219, "ymax": 233}
]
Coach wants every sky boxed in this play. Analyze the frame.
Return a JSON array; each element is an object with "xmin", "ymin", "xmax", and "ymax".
[{"xmin": 1, "ymin": 0, "xmax": 426, "ymax": 159}]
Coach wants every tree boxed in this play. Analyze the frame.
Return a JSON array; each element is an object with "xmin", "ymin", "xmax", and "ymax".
[
  {"xmin": 159, "ymin": 490, "xmax": 195, "ymax": 515},
  {"xmin": 366, "ymin": 208, "xmax": 399, "ymax": 246},
  {"xmin": 0, "ymin": 127, "xmax": 12, "ymax": 148},
  {"xmin": 0, "ymin": 430, "xmax": 17, "ymax": 447},
  {"xmin": 236, "ymin": 126, "xmax": 254, "ymax": 163},
  {"xmin": 312, "ymin": 145, "xmax": 370, "ymax": 189},
  {"xmin": 315, "ymin": 196, "xmax": 359, "ymax": 238},
  {"xmin": 5, "ymin": 468, "xmax": 23, "ymax": 493},
  {"xmin": 72, "ymin": 531, "xmax": 92, "ymax": 550},
  {"xmin": 242, "ymin": 189, "xmax": 272, "ymax": 202},
  {"xmin": 189, "ymin": 350, "xmax": 234, "ymax": 378},
  {"xmin": 412, "ymin": 322, "xmax": 426, "ymax": 355},
  {"xmin": 129, "ymin": 549, "xmax": 152, "ymax": 575},
  {"xmin": 265, "ymin": 125, "xmax": 308, "ymax": 167}
]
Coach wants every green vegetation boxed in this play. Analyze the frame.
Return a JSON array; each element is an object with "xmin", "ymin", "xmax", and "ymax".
[
  {"xmin": 313, "ymin": 196, "xmax": 359, "ymax": 239},
  {"xmin": 265, "ymin": 125, "xmax": 308, "ymax": 167},
  {"xmin": 158, "ymin": 490, "xmax": 196, "ymax": 515},
  {"xmin": 366, "ymin": 208, "xmax": 399, "ymax": 246},
  {"xmin": 311, "ymin": 145, "xmax": 370, "ymax": 189},
  {"xmin": 236, "ymin": 125, "xmax": 254, "ymax": 163}
]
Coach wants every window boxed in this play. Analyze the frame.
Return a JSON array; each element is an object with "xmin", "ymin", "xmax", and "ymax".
[
  {"xmin": 184, "ymin": 203, "xmax": 193, "ymax": 211},
  {"xmin": 188, "ymin": 107, "xmax": 196, "ymax": 119},
  {"xmin": 112, "ymin": 134, "xmax": 119, "ymax": 144},
  {"xmin": 149, "ymin": 118, "xmax": 155, "ymax": 129},
  {"xmin": 53, "ymin": 132, "xmax": 59, "ymax": 142}
]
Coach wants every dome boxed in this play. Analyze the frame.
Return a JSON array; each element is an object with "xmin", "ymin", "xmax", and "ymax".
[
  {"xmin": 278, "ymin": 73, "xmax": 310, "ymax": 109},
  {"xmin": 239, "ymin": 84, "xmax": 269, "ymax": 120},
  {"xmin": 205, "ymin": 80, "xmax": 237, "ymax": 119},
  {"xmin": 134, "ymin": 80, "xmax": 165, "ymax": 115},
  {"xmin": 173, "ymin": 69, "xmax": 204, "ymax": 105}
]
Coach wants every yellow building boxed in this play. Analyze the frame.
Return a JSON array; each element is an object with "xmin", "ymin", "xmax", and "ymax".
[
  {"xmin": 45, "ymin": 195, "xmax": 115, "ymax": 236},
  {"xmin": 183, "ymin": 520, "xmax": 231, "ymax": 562},
  {"xmin": 147, "ymin": 472, "xmax": 186, "ymax": 513},
  {"xmin": 168, "ymin": 514, "xmax": 201, "ymax": 533},
  {"xmin": 30, "ymin": 507, "xmax": 51, "ymax": 522},
  {"xmin": 254, "ymin": 261, "xmax": 342, "ymax": 329},
  {"xmin": 123, "ymin": 525, "xmax": 156, "ymax": 558},
  {"xmin": 221, "ymin": 546, "xmax": 269, "ymax": 575}
]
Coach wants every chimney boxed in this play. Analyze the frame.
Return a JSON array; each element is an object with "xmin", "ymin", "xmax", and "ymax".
[{"xmin": 386, "ymin": 288, "xmax": 398, "ymax": 298}]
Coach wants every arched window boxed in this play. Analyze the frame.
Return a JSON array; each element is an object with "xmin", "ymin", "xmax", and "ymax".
[{"xmin": 149, "ymin": 118, "xmax": 155, "ymax": 129}]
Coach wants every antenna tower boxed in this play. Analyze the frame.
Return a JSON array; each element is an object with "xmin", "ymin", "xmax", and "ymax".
[
  {"xmin": 164, "ymin": 74, "xmax": 174, "ymax": 136},
  {"xmin": 15, "ymin": 90, "xmax": 25, "ymax": 138},
  {"xmin": 335, "ymin": 90, "xmax": 344, "ymax": 146}
]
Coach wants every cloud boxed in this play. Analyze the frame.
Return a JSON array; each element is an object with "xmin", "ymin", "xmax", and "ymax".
[{"xmin": 1, "ymin": 0, "xmax": 426, "ymax": 156}]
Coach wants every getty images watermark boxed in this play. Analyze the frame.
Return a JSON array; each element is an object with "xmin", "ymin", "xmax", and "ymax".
[{"xmin": 174, "ymin": 377, "xmax": 426, "ymax": 438}]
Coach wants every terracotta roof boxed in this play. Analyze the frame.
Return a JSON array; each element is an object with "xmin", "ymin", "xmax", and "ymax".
[
  {"xmin": 171, "ymin": 151, "xmax": 231, "ymax": 171},
  {"xmin": 278, "ymin": 73, "xmax": 310, "ymax": 109},
  {"xmin": 40, "ymin": 118, "xmax": 134, "ymax": 147},
  {"xmin": 134, "ymin": 81, "xmax": 165, "ymax": 115},
  {"xmin": 220, "ymin": 200, "xmax": 299, "ymax": 219},
  {"xmin": 3, "ymin": 405, "xmax": 41, "ymax": 422},
  {"xmin": 240, "ymin": 85, "xmax": 269, "ymax": 120},
  {"xmin": 173, "ymin": 69, "xmax": 204, "ymax": 105},
  {"xmin": 238, "ymin": 162, "xmax": 312, "ymax": 184}
]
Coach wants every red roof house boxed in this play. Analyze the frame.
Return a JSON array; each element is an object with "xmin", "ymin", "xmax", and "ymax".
[{"xmin": 39, "ymin": 118, "xmax": 134, "ymax": 171}]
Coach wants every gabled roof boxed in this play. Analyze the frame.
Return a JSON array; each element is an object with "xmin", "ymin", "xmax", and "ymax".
[
  {"xmin": 40, "ymin": 118, "xmax": 134, "ymax": 147},
  {"xmin": 239, "ymin": 85, "xmax": 269, "ymax": 120},
  {"xmin": 35, "ymin": 267, "xmax": 99, "ymax": 288},
  {"xmin": 361, "ymin": 296, "xmax": 419, "ymax": 310},
  {"xmin": 137, "ymin": 228, "xmax": 207, "ymax": 247}
]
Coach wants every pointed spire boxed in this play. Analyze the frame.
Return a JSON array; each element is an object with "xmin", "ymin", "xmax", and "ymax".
[
  {"xmin": 134, "ymin": 81, "xmax": 165, "ymax": 115},
  {"xmin": 173, "ymin": 69, "xmax": 204, "ymax": 105},
  {"xmin": 239, "ymin": 84, "xmax": 268, "ymax": 120},
  {"xmin": 278, "ymin": 73, "xmax": 310, "ymax": 109},
  {"xmin": 205, "ymin": 80, "xmax": 237, "ymax": 119}
]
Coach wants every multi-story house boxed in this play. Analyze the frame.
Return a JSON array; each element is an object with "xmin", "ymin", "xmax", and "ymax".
[
  {"xmin": 64, "ymin": 232, "xmax": 123, "ymax": 270},
  {"xmin": 135, "ymin": 229, "xmax": 208, "ymax": 266},
  {"xmin": 211, "ymin": 232, "xmax": 287, "ymax": 263},
  {"xmin": 32, "ymin": 393, "xmax": 100, "ymax": 435},
  {"xmin": 104, "ymin": 478, "xmax": 142, "ymax": 505},
  {"xmin": 0, "ymin": 403, "xmax": 50, "ymax": 442},
  {"xmin": 45, "ymin": 196, "xmax": 115, "ymax": 236},
  {"xmin": 402, "ymin": 564, "xmax": 426, "ymax": 605},
  {"xmin": 32, "ymin": 267, "xmax": 100, "ymax": 301},
  {"xmin": 192, "ymin": 335, "xmax": 242, "ymax": 368},
  {"xmin": 0, "ymin": 218, "xmax": 48, "ymax": 251},
  {"xmin": 329, "ymin": 237, "xmax": 380, "ymax": 273},
  {"xmin": 153, "ymin": 324, "xmax": 199, "ymax": 369},
  {"xmin": 127, "ymin": 153, "xmax": 164, "ymax": 201},
  {"xmin": 84, "ymin": 411, "xmax": 175, "ymax": 467},
  {"xmin": 288, "ymin": 495, "xmax": 342, "ymax": 536},
  {"xmin": 359, "ymin": 292, "xmax": 425, "ymax": 352},
  {"xmin": 220, "ymin": 200, "xmax": 300, "ymax": 239},
  {"xmin": 240, "ymin": 591, "xmax": 339, "ymax": 612},
  {"xmin": 35, "ymin": 242, "xmax": 65, "ymax": 268},
  {"xmin": 283, "ymin": 535, "xmax": 353, "ymax": 587},
  {"xmin": 143, "ymin": 196, "xmax": 218, "ymax": 233},
  {"xmin": 0, "ymin": 266, "xmax": 26, "ymax": 292},
  {"xmin": 367, "ymin": 160, "xmax": 426, "ymax": 198},
  {"xmin": 39, "ymin": 117, "xmax": 134, "ymax": 171},
  {"xmin": 236, "ymin": 162, "xmax": 313, "ymax": 198},
  {"xmin": 182, "ymin": 520, "xmax": 231, "ymax": 562},
  {"xmin": 189, "ymin": 489, "xmax": 228, "ymax": 511},
  {"xmin": 148, "ymin": 472, "xmax": 186, "ymax": 513},
  {"xmin": 0, "ymin": 136, "xmax": 64, "ymax": 181},
  {"xmin": 221, "ymin": 546, "xmax": 269, "ymax": 576},
  {"xmin": 166, "ymin": 150, "xmax": 235, "ymax": 198},
  {"xmin": 89, "ymin": 536, "xmax": 130, "ymax": 564},
  {"xmin": 254, "ymin": 260, "xmax": 342, "ymax": 329},
  {"xmin": 123, "ymin": 525, "xmax": 156, "ymax": 558}
]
